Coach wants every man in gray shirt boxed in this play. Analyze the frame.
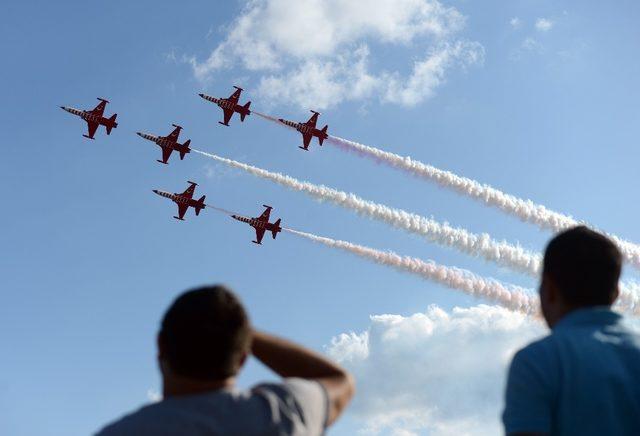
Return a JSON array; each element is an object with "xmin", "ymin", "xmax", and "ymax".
[{"xmin": 96, "ymin": 285, "xmax": 355, "ymax": 435}]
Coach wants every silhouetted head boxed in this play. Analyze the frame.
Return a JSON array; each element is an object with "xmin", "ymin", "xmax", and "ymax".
[
  {"xmin": 540, "ymin": 226, "xmax": 621, "ymax": 327},
  {"xmin": 158, "ymin": 285, "xmax": 251, "ymax": 383}
]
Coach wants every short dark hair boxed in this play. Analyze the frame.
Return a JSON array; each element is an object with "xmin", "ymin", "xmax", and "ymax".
[
  {"xmin": 159, "ymin": 285, "xmax": 251, "ymax": 380},
  {"xmin": 543, "ymin": 226, "xmax": 621, "ymax": 307}
]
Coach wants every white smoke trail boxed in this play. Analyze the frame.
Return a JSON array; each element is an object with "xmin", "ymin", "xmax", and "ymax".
[
  {"xmin": 194, "ymin": 149, "xmax": 640, "ymax": 313},
  {"xmin": 325, "ymin": 135, "xmax": 640, "ymax": 270},
  {"xmin": 193, "ymin": 149, "xmax": 542, "ymax": 275},
  {"xmin": 252, "ymin": 111, "xmax": 640, "ymax": 270},
  {"xmin": 205, "ymin": 204, "xmax": 237, "ymax": 216},
  {"xmin": 327, "ymin": 135, "xmax": 575, "ymax": 229},
  {"xmin": 253, "ymin": 110, "xmax": 285, "ymax": 126},
  {"xmin": 285, "ymin": 228, "xmax": 538, "ymax": 315},
  {"xmin": 205, "ymin": 204, "xmax": 240, "ymax": 216}
]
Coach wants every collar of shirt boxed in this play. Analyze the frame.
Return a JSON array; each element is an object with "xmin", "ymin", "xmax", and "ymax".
[{"xmin": 553, "ymin": 306, "xmax": 621, "ymax": 332}]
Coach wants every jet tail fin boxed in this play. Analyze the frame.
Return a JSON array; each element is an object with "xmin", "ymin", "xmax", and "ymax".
[
  {"xmin": 195, "ymin": 195, "xmax": 206, "ymax": 216},
  {"xmin": 318, "ymin": 125, "xmax": 328, "ymax": 145},
  {"xmin": 240, "ymin": 102, "xmax": 251, "ymax": 121},
  {"xmin": 180, "ymin": 140, "xmax": 191, "ymax": 160},
  {"xmin": 272, "ymin": 219, "xmax": 282, "ymax": 239},
  {"xmin": 106, "ymin": 114, "xmax": 118, "ymax": 134}
]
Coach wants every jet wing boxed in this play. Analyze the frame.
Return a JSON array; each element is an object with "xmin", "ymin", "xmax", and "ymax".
[
  {"xmin": 222, "ymin": 108, "xmax": 234, "ymax": 125},
  {"xmin": 228, "ymin": 88, "xmax": 242, "ymax": 103},
  {"xmin": 166, "ymin": 126, "xmax": 181, "ymax": 141},
  {"xmin": 257, "ymin": 206, "xmax": 271, "ymax": 222},
  {"xmin": 86, "ymin": 121, "xmax": 99, "ymax": 139},
  {"xmin": 177, "ymin": 203, "xmax": 189, "ymax": 220},
  {"xmin": 160, "ymin": 147, "xmax": 173, "ymax": 164},
  {"xmin": 305, "ymin": 112, "xmax": 319, "ymax": 128},
  {"xmin": 301, "ymin": 133, "xmax": 312, "ymax": 150},
  {"xmin": 181, "ymin": 183, "xmax": 196, "ymax": 199},
  {"xmin": 254, "ymin": 227, "xmax": 266, "ymax": 244},
  {"xmin": 90, "ymin": 100, "xmax": 107, "ymax": 116}
]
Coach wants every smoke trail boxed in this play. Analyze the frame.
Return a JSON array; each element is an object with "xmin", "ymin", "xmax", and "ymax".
[
  {"xmin": 285, "ymin": 228, "xmax": 538, "ymax": 315},
  {"xmin": 193, "ymin": 149, "xmax": 542, "ymax": 275},
  {"xmin": 326, "ymin": 135, "xmax": 575, "ymax": 229},
  {"xmin": 252, "ymin": 111, "xmax": 640, "ymax": 270},
  {"xmin": 205, "ymin": 204, "xmax": 237, "ymax": 216},
  {"xmin": 253, "ymin": 110, "xmax": 285, "ymax": 126},
  {"xmin": 325, "ymin": 135, "xmax": 640, "ymax": 270},
  {"xmin": 194, "ymin": 149, "xmax": 640, "ymax": 313}
]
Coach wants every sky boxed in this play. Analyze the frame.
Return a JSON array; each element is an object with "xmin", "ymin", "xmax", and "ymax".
[{"xmin": 2, "ymin": 0, "xmax": 640, "ymax": 435}]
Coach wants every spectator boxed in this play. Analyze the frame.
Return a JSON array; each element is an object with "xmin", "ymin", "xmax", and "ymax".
[
  {"xmin": 503, "ymin": 226, "xmax": 640, "ymax": 435},
  {"xmin": 96, "ymin": 285, "xmax": 354, "ymax": 435}
]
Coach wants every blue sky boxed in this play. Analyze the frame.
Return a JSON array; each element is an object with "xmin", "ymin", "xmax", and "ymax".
[{"xmin": 2, "ymin": 1, "xmax": 640, "ymax": 435}]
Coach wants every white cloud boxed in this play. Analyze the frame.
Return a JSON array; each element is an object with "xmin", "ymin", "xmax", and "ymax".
[
  {"xmin": 509, "ymin": 17, "xmax": 522, "ymax": 29},
  {"xmin": 146, "ymin": 388, "xmax": 162, "ymax": 403},
  {"xmin": 257, "ymin": 41, "xmax": 483, "ymax": 109},
  {"xmin": 382, "ymin": 41, "xmax": 484, "ymax": 106},
  {"xmin": 535, "ymin": 18, "xmax": 554, "ymax": 32},
  {"xmin": 327, "ymin": 305, "xmax": 544, "ymax": 435},
  {"xmin": 522, "ymin": 37, "xmax": 542, "ymax": 52},
  {"xmin": 190, "ymin": 0, "xmax": 483, "ymax": 109}
]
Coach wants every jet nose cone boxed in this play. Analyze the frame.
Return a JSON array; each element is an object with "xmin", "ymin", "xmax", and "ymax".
[
  {"xmin": 136, "ymin": 132, "xmax": 143, "ymax": 137},
  {"xmin": 152, "ymin": 189, "xmax": 159, "ymax": 194},
  {"xmin": 198, "ymin": 93, "xmax": 204, "ymax": 97}
]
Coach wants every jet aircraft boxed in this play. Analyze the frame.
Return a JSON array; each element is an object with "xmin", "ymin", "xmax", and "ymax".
[
  {"xmin": 153, "ymin": 181, "xmax": 206, "ymax": 221},
  {"xmin": 60, "ymin": 98, "xmax": 118, "ymax": 139},
  {"xmin": 199, "ymin": 86, "xmax": 251, "ymax": 126},
  {"xmin": 136, "ymin": 124, "xmax": 191, "ymax": 164},
  {"xmin": 278, "ymin": 110, "xmax": 328, "ymax": 151},
  {"xmin": 231, "ymin": 205, "xmax": 282, "ymax": 245}
]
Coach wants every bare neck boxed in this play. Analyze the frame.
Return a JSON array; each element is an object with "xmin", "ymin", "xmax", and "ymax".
[{"xmin": 162, "ymin": 374, "xmax": 236, "ymax": 398}]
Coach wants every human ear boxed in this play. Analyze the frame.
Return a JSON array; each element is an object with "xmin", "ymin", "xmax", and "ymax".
[{"xmin": 238, "ymin": 351, "xmax": 248, "ymax": 369}]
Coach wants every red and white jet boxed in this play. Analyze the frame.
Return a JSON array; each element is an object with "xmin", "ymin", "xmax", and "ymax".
[
  {"xmin": 153, "ymin": 181, "xmax": 206, "ymax": 221},
  {"xmin": 136, "ymin": 124, "xmax": 191, "ymax": 165},
  {"xmin": 231, "ymin": 205, "xmax": 282, "ymax": 245},
  {"xmin": 60, "ymin": 98, "xmax": 118, "ymax": 139},
  {"xmin": 199, "ymin": 86, "xmax": 251, "ymax": 126},
  {"xmin": 278, "ymin": 110, "xmax": 328, "ymax": 151}
]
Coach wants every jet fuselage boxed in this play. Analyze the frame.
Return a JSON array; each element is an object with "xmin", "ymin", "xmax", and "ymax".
[
  {"xmin": 231, "ymin": 214, "xmax": 281, "ymax": 232},
  {"xmin": 278, "ymin": 118, "xmax": 328, "ymax": 140},
  {"xmin": 136, "ymin": 132, "xmax": 190, "ymax": 153},
  {"xmin": 153, "ymin": 190, "xmax": 199, "ymax": 208},
  {"xmin": 61, "ymin": 106, "xmax": 112, "ymax": 126}
]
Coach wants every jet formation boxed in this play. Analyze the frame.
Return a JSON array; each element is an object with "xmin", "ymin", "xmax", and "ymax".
[
  {"xmin": 60, "ymin": 98, "xmax": 118, "ymax": 139},
  {"xmin": 60, "ymin": 87, "xmax": 332, "ymax": 244},
  {"xmin": 137, "ymin": 124, "xmax": 191, "ymax": 165}
]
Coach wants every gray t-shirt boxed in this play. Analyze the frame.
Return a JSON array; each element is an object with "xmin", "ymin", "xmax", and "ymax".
[{"xmin": 96, "ymin": 378, "xmax": 329, "ymax": 436}]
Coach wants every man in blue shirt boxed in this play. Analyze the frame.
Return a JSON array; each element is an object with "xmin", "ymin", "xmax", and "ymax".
[{"xmin": 503, "ymin": 226, "xmax": 640, "ymax": 435}]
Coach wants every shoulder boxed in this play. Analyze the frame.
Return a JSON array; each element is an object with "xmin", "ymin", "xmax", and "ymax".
[
  {"xmin": 512, "ymin": 334, "xmax": 562, "ymax": 368},
  {"xmin": 253, "ymin": 378, "xmax": 329, "ymax": 432},
  {"xmin": 507, "ymin": 335, "xmax": 562, "ymax": 389},
  {"xmin": 95, "ymin": 402, "xmax": 171, "ymax": 436}
]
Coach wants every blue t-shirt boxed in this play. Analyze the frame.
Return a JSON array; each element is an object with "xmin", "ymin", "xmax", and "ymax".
[{"xmin": 503, "ymin": 307, "xmax": 640, "ymax": 435}]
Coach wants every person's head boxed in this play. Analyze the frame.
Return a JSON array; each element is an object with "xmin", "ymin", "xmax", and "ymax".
[
  {"xmin": 540, "ymin": 226, "xmax": 621, "ymax": 327},
  {"xmin": 158, "ymin": 285, "xmax": 251, "ymax": 388}
]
